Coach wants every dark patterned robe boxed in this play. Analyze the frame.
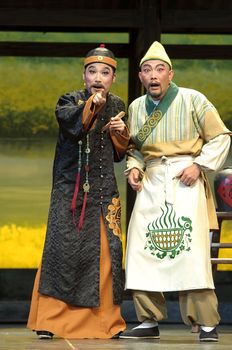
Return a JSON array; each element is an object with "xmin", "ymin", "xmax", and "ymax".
[{"xmin": 38, "ymin": 89, "xmax": 129, "ymax": 307}]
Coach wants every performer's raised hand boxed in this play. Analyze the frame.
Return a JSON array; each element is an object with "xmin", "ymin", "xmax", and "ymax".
[{"xmin": 92, "ymin": 90, "xmax": 106, "ymax": 106}]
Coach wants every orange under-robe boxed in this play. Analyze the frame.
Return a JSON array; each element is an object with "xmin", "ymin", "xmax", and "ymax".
[{"xmin": 27, "ymin": 214, "xmax": 126, "ymax": 339}]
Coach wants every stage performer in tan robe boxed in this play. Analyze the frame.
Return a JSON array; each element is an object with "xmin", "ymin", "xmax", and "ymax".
[{"xmin": 119, "ymin": 41, "xmax": 231, "ymax": 342}]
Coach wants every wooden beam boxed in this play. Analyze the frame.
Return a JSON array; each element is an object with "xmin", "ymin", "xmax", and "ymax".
[
  {"xmin": 211, "ymin": 243, "xmax": 232, "ymax": 248},
  {"xmin": 126, "ymin": 30, "xmax": 142, "ymax": 228},
  {"xmin": 162, "ymin": 9, "xmax": 232, "ymax": 34},
  {"xmin": 0, "ymin": 8, "xmax": 142, "ymax": 30},
  {"xmin": 211, "ymin": 258, "xmax": 232, "ymax": 264},
  {"xmin": 165, "ymin": 45, "xmax": 232, "ymax": 59},
  {"xmin": 0, "ymin": 42, "xmax": 129, "ymax": 57},
  {"xmin": 140, "ymin": 0, "xmax": 161, "ymax": 50},
  {"xmin": 0, "ymin": 8, "xmax": 231, "ymax": 34},
  {"xmin": 1, "ymin": 42, "xmax": 231, "ymax": 60},
  {"xmin": 216, "ymin": 212, "xmax": 232, "ymax": 220}
]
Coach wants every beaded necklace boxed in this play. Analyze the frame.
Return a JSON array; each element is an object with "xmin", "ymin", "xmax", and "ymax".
[{"xmin": 71, "ymin": 134, "xmax": 90, "ymax": 231}]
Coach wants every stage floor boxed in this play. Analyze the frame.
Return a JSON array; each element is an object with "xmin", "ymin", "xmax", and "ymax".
[{"xmin": 1, "ymin": 324, "xmax": 232, "ymax": 350}]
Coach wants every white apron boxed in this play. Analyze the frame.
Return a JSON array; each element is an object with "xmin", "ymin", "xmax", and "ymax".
[{"xmin": 125, "ymin": 156, "xmax": 215, "ymax": 292}]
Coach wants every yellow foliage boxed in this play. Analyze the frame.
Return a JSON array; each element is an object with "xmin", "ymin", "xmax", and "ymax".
[
  {"xmin": 0, "ymin": 224, "xmax": 46, "ymax": 268},
  {"xmin": 0, "ymin": 224, "xmax": 127, "ymax": 269},
  {"xmin": 218, "ymin": 221, "xmax": 232, "ymax": 271},
  {"xmin": 0, "ymin": 222, "xmax": 230, "ymax": 270}
]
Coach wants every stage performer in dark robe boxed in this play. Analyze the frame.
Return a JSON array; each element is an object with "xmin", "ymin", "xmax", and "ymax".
[{"xmin": 27, "ymin": 44, "xmax": 129, "ymax": 339}]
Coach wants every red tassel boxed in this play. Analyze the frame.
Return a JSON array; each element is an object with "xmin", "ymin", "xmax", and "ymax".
[
  {"xmin": 78, "ymin": 191, "xmax": 88, "ymax": 231},
  {"xmin": 71, "ymin": 172, "xmax": 80, "ymax": 226}
]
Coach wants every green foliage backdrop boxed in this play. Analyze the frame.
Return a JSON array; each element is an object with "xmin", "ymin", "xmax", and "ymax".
[
  {"xmin": 172, "ymin": 60, "xmax": 232, "ymax": 130},
  {"xmin": 0, "ymin": 57, "xmax": 128, "ymax": 137},
  {"xmin": 0, "ymin": 31, "xmax": 231, "ymax": 137}
]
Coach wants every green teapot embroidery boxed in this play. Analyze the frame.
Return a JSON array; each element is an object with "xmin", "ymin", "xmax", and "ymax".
[{"xmin": 145, "ymin": 202, "xmax": 192, "ymax": 259}]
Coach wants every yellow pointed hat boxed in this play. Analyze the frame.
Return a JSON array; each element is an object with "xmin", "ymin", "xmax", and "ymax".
[{"xmin": 140, "ymin": 41, "xmax": 172, "ymax": 68}]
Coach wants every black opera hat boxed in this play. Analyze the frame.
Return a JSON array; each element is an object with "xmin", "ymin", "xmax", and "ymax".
[{"xmin": 84, "ymin": 44, "xmax": 117, "ymax": 70}]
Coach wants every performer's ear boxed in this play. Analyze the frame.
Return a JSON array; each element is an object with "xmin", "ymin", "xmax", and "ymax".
[{"xmin": 169, "ymin": 69, "xmax": 174, "ymax": 82}]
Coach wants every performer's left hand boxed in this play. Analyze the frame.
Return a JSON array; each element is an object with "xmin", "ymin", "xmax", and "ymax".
[
  {"xmin": 128, "ymin": 168, "xmax": 143, "ymax": 192},
  {"xmin": 109, "ymin": 111, "xmax": 126, "ymax": 133},
  {"xmin": 175, "ymin": 163, "xmax": 201, "ymax": 186}
]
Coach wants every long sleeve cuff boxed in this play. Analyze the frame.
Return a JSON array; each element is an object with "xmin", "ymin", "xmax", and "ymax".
[
  {"xmin": 82, "ymin": 94, "xmax": 103, "ymax": 133},
  {"xmin": 194, "ymin": 134, "xmax": 231, "ymax": 172},
  {"xmin": 110, "ymin": 126, "xmax": 130, "ymax": 161},
  {"xmin": 124, "ymin": 149, "xmax": 146, "ymax": 177}
]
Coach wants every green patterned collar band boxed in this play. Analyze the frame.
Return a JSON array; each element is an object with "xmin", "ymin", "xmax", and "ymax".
[
  {"xmin": 134, "ymin": 82, "xmax": 179, "ymax": 149},
  {"xmin": 145, "ymin": 82, "xmax": 179, "ymax": 116}
]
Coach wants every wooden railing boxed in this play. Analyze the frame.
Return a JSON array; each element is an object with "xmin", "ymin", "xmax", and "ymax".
[{"xmin": 211, "ymin": 211, "xmax": 232, "ymax": 270}]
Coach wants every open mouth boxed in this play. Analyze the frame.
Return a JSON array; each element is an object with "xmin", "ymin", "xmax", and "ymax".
[
  {"xmin": 149, "ymin": 82, "xmax": 160, "ymax": 89},
  {"xmin": 92, "ymin": 84, "xmax": 104, "ymax": 90}
]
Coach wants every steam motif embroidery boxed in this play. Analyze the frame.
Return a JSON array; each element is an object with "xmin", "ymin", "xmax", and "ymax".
[{"xmin": 145, "ymin": 202, "xmax": 192, "ymax": 259}]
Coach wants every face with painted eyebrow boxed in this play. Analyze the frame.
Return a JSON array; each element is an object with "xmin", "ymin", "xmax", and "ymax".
[
  {"xmin": 139, "ymin": 60, "xmax": 174, "ymax": 100},
  {"xmin": 83, "ymin": 63, "xmax": 115, "ymax": 96}
]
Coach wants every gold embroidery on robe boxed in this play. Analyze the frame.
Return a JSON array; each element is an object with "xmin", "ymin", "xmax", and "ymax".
[
  {"xmin": 106, "ymin": 197, "xmax": 122, "ymax": 240},
  {"xmin": 77, "ymin": 99, "xmax": 84, "ymax": 106}
]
